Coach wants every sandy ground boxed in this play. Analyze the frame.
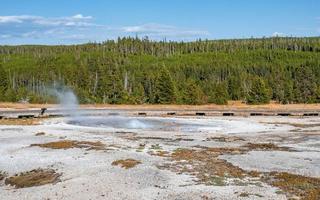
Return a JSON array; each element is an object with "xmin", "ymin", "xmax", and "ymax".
[{"xmin": 0, "ymin": 112, "xmax": 319, "ymax": 200}]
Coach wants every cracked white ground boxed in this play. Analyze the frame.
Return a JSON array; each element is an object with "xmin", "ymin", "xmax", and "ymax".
[{"xmin": 0, "ymin": 113, "xmax": 319, "ymax": 200}]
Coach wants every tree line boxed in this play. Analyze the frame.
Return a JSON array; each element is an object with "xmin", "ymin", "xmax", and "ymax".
[{"xmin": 0, "ymin": 36, "xmax": 319, "ymax": 105}]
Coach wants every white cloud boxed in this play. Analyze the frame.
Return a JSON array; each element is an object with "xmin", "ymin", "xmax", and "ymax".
[
  {"xmin": 0, "ymin": 15, "xmax": 210, "ymax": 44},
  {"xmin": 0, "ymin": 15, "xmax": 39, "ymax": 23},
  {"xmin": 0, "ymin": 14, "xmax": 94, "ymax": 27},
  {"xmin": 122, "ymin": 23, "xmax": 210, "ymax": 38},
  {"xmin": 272, "ymin": 32, "xmax": 286, "ymax": 37},
  {"xmin": 72, "ymin": 14, "xmax": 93, "ymax": 20}
]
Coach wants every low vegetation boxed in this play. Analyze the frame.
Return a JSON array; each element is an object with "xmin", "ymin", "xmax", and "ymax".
[
  {"xmin": 30, "ymin": 140, "xmax": 105, "ymax": 150},
  {"xmin": 0, "ymin": 118, "xmax": 41, "ymax": 125},
  {"xmin": 266, "ymin": 172, "xmax": 320, "ymax": 200},
  {"xmin": 243, "ymin": 142, "xmax": 291, "ymax": 151},
  {"xmin": 4, "ymin": 169, "xmax": 61, "ymax": 188},
  {"xmin": 155, "ymin": 142, "xmax": 319, "ymax": 199},
  {"xmin": 112, "ymin": 159, "xmax": 141, "ymax": 169}
]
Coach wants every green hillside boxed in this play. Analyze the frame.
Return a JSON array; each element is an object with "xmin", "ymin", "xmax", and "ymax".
[{"xmin": 0, "ymin": 37, "xmax": 320, "ymax": 104}]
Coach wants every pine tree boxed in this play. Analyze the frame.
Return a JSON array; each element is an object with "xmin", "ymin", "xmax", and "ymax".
[
  {"xmin": 208, "ymin": 83, "xmax": 228, "ymax": 105},
  {"xmin": 0, "ymin": 64, "xmax": 8, "ymax": 101},
  {"xmin": 247, "ymin": 77, "xmax": 271, "ymax": 104},
  {"xmin": 228, "ymin": 76, "xmax": 243, "ymax": 100},
  {"xmin": 293, "ymin": 64, "xmax": 317, "ymax": 103},
  {"xmin": 183, "ymin": 79, "xmax": 206, "ymax": 105},
  {"xmin": 155, "ymin": 66, "xmax": 177, "ymax": 104},
  {"xmin": 132, "ymin": 83, "xmax": 145, "ymax": 104}
]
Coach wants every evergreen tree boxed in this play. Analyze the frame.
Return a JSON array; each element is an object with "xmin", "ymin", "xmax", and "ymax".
[
  {"xmin": 0, "ymin": 64, "xmax": 8, "ymax": 101},
  {"xmin": 293, "ymin": 64, "xmax": 317, "ymax": 103},
  {"xmin": 228, "ymin": 76, "xmax": 243, "ymax": 100},
  {"xmin": 316, "ymin": 86, "xmax": 320, "ymax": 103},
  {"xmin": 182, "ymin": 79, "xmax": 206, "ymax": 105},
  {"xmin": 247, "ymin": 77, "xmax": 271, "ymax": 104},
  {"xmin": 155, "ymin": 66, "xmax": 177, "ymax": 104},
  {"xmin": 208, "ymin": 83, "xmax": 228, "ymax": 105},
  {"xmin": 132, "ymin": 83, "xmax": 145, "ymax": 104},
  {"xmin": 0, "ymin": 37, "xmax": 319, "ymax": 104}
]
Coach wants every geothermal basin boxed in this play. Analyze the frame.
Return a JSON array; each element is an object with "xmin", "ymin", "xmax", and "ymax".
[{"xmin": 0, "ymin": 108, "xmax": 319, "ymax": 200}]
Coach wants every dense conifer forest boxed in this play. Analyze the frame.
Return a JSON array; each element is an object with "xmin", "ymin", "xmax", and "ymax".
[{"xmin": 0, "ymin": 37, "xmax": 320, "ymax": 104}]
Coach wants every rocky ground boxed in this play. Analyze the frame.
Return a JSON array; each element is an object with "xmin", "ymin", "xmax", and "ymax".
[{"xmin": 0, "ymin": 113, "xmax": 319, "ymax": 200}]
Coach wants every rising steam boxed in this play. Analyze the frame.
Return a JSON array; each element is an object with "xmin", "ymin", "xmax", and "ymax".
[{"xmin": 46, "ymin": 85, "xmax": 79, "ymax": 116}]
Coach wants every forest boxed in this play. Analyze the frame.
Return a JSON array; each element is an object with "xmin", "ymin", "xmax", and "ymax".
[{"xmin": 0, "ymin": 36, "xmax": 320, "ymax": 105}]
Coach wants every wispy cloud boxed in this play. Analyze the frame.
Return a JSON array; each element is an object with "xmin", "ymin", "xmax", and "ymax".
[
  {"xmin": 272, "ymin": 32, "xmax": 286, "ymax": 37},
  {"xmin": 0, "ymin": 14, "xmax": 210, "ymax": 44},
  {"xmin": 121, "ymin": 23, "xmax": 210, "ymax": 38},
  {"xmin": 0, "ymin": 14, "xmax": 95, "ymax": 27}
]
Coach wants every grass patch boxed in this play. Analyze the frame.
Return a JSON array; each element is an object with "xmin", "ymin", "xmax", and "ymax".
[
  {"xmin": 31, "ymin": 140, "xmax": 105, "ymax": 151},
  {"xmin": 4, "ymin": 169, "xmax": 61, "ymax": 188},
  {"xmin": 112, "ymin": 159, "xmax": 141, "ymax": 169},
  {"xmin": 210, "ymin": 176, "xmax": 226, "ymax": 186}
]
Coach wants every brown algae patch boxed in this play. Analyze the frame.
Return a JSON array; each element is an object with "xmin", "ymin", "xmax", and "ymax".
[
  {"xmin": 149, "ymin": 150, "xmax": 170, "ymax": 157},
  {"xmin": 243, "ymin": 143, "xmax": 291, "ymax": 151},
  {"xmin": 112, "ymin": 159, "xmax": 141, "ymax": 169},
  {"xmin": 4, "ymin": 169, "xmax": 61, "ymax": 188},
  {"xmin": 157, "ymin": 146, "xmax": 319, "ymax": 199},
  {"xmin": 265, "ymin": 172, "xmax": 320, "ymax": 200},
  {"xmin": 0, "ymin": 118, "xmax": 42, "ymax": 125},
  {"xmin": 206, "ymin": 136, "xmax": 245, "ymax": 142},
  {"xmin": 35, "ymin": 132, "xmax": 46, "ymax": 136},
  {"xmin": 31, "ymin": 140, "xmax": 106, "ymax": 151},
  {"xmin": 160, "ymin": 148, "xmax": 246, "ymax": 185}
]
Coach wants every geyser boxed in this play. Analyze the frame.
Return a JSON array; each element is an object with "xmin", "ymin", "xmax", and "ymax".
[
  {"xmin": 67, "ymin": 115, "xmax": 213, "ymax": 132},
  {"xmin": 47, "ymin": 85, "xmax": 79, "ymax": 116}
]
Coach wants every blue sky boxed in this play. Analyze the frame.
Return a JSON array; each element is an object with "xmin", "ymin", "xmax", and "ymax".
[{"xmin": 0, "ymin": 0, "xmax": 319, "ymax": 44}]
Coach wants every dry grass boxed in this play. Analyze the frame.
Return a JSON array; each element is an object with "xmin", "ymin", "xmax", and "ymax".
[
  {"xmin": 158, "ymin": 146, "xmax": 319, "ymax": 199},
  {"xmin": 0, "ymin": 118, "xmax": 42, "ymax": 125},
  {"xmin": 112, "ymin": 159, "xmax": 141, "ymax": 169},
  {"xmin": 148, "ymin": 150, "xmax": 170, "ymax": 157},
  {"xmin": 265, "ymin": 172, "xmax": 320, "ymax": 200},
  {"xmin": 243, "ymin": 143, "xmax": 291, "ymax": 151},
  {"xmin": 80, "ymin": 101, "xmax": 320, "ymax": 111},
  {"xmin": 1, "ymin": 101, "xmax": 320, "ymax": 111},
  {"xmin": 163, "ymin": 148, "xmax": 245, "ymax": 185},
  {"xmin": 4, "ymin": 169, "xmax": 61, "ymax": 188},
  {"xmin": 31, "ymin": 140, "xmax": 105, "ymax": 151},
  {"xmin": 0, "ymin": 103, "xmax": 55, "ymax": 109}
]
